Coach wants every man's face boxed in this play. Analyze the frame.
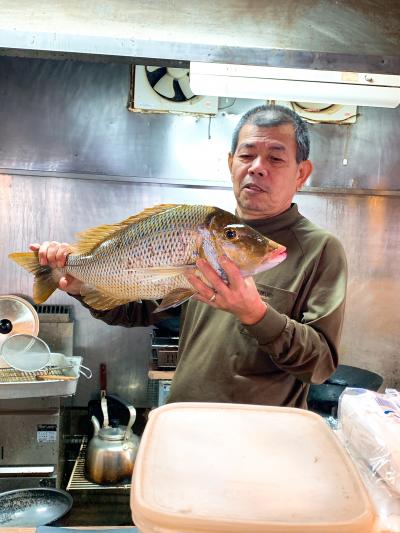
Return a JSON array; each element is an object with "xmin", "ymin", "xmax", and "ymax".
[{"xmin": 228, "ymin": 123, "xmax": 313, "ymax": 220}]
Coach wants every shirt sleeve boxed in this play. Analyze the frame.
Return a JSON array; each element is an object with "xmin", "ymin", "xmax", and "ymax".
[
  {"xmin": 242, "ymin": 236, "xmax": 348, "ymax": 384},
  {"xmin": 69, "ymin": 294, "xmax": 165, "ymax": 327}
]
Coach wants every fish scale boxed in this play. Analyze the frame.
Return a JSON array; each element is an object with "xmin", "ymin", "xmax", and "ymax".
[
  {"xmin": 50, "ymin": 205, "xmax": 212, "ymax": 303},
  {"xmin": 9, "ymin": 204, "xmax": 287, "ymax": 311}
]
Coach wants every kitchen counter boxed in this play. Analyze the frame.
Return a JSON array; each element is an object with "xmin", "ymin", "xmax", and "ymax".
[
  {"xmin": 0, "ymin": 526, "xmax": 139, "ymax": 533},
  {"xmin": 0, "ymin": 525, "xmax": 387, "ymax": 533}
]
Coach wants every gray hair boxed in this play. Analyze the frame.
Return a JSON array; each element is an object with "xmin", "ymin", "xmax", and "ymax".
[{"xmin": 231, "ymin": 104, "xmax": 310, "ymax": 163}]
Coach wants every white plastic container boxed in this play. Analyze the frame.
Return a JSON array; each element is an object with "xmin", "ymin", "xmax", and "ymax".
[{"xmin": 131, "ymin": 403, "xmax": 375, "ymax": 533}]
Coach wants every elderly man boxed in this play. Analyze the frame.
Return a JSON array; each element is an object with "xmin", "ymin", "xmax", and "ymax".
[{"xmin": 31, "ymin": 104, "xmax": 347, "ymax": 408}]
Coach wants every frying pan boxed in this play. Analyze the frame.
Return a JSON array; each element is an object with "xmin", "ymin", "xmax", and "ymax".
[{"xmin": 0, "ymin": 487, "xmax": 73, "ymax": 526}]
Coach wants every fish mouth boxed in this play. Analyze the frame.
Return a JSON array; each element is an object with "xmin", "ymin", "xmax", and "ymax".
[
  {"xmin": 248, "ymin": 244, "xmax": 287, "ymax": 276},
  {"xmin": 262, "ymin": 244, "xmax": 287, "ymax": 265}
]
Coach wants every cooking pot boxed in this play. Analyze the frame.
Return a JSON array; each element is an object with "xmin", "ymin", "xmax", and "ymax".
[{"xmin": 85, "ymin": 395, "xmax": 140, "ymax": 485}]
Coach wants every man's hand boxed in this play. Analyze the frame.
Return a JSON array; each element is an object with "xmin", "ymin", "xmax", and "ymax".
[
  {"xmin": 29, "ymin": 242, "xmax": 83, "ymax": 296},
  {"xmin": 185, "ymin": 256, "xmax": 268, "ymax": 325}
]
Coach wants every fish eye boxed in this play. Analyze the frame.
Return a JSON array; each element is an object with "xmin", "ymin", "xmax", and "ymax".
[{"xmin": 224, "ymin": 228, "xmax": 237, "ymax": 240}]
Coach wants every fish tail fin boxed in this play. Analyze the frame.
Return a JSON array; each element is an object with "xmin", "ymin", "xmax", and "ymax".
[{"xmin": 8, "ymin": 252, "xmax": 59, "ymax": 304}]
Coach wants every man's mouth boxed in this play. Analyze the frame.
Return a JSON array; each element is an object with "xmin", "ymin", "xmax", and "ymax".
[{"xmin": 242, "ymin": 183, "xmax": 265, "ymax": 193}]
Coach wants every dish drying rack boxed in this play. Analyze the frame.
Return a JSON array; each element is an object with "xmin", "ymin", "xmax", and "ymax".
[
  {"xmin": 0, "ymin": 355, "xmax": 85, "ymax": 399},
  {"xmin": 67, "ymin": 436, "xmax": 131, "ymax": 491},
  {"xmin": 0, "ymin": 365, "xmax": 72, "ymax": 381}
]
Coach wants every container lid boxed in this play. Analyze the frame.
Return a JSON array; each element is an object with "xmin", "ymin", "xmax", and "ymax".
[
  {"xmin": 131, "ymin": 403, "xmax": 375, "ymax": 533},
  {"xmin": 0, "ymin": 295, "xmax": 39, "ymax": 349}
]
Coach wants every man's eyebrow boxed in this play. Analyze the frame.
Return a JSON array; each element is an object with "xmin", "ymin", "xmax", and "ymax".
[
  {"xmin": 237, "ymin": 142, "xmax": 287, "ymax": 151},
  {"xmin": 237, "ymin": 142, "xmax": 256, "ymax": 150},
  {"xmin": 270, "ymin": 144, "xmax": 286, "ymax": 152}
]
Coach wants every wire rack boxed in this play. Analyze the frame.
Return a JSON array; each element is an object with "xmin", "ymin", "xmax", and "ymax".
[
  {"xmin": 67, "ymin": 436, "xmax": 131, "ymax": 491},
  {"xmin": 0, "ymin": 366, "xmax": 65, "ymax": 383}
]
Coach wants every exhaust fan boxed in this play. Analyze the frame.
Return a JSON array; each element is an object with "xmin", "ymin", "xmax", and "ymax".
[
  {"xmin": 130, "ymin": 65, "xmax": 218, "ymax": 115},
  {"xmin": 189, "ymin": 63, "xmax": 400, "ymax": 108},
  {"xmin": 278, "ymin": 102, "xmax": 358, "ymax": 124}
]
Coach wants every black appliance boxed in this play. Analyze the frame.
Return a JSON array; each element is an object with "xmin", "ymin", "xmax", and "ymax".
[{"xmin": 307, "ymin": 364, "xmax": 383, "ymax": 417}]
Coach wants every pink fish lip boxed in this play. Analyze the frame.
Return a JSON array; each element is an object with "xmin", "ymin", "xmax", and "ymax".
[{"xmin": 262, "ymin": 245, "xmax": 287, "ymax": 264}]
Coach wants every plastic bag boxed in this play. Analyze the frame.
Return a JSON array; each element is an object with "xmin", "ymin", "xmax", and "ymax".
[{"xmin": 337, "ymin": 387, "xmax": 400, "ymax": 532}]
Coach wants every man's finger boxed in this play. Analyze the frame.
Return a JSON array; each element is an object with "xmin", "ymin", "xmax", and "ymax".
[
  {"xmin": 55, "ymin": 243, "xmax": 70, "ymax": 268},
  {"xmin": 195, "ymin": 259, "xmax": 228, "ymax": 294},
  {"xmin": 185, "ymin": 272, "xmax": 212, "ymax": 297},
  {"xmin": 59, "ymin": 276, "xmax": 69, "ymax": 290},
  {"xmin": 218, "ymin": 255, "xmax": 243, "ymax": 291},
  {"xmin": 38, "ymin": 241, "xmax": 51, "ymax": 266}
]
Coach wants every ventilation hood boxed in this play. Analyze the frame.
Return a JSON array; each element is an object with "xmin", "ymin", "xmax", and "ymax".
[{"xmin": 0, "ymin": 1, "xmax": 399, "ymax": 101}]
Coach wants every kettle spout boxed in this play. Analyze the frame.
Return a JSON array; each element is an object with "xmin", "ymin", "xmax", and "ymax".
[{"xmin": 91, "ymin": 415, "xmax": 101, "ymax": 436}]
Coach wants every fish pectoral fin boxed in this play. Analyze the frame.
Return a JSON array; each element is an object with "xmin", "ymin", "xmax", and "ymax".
[
  {"xmin": 80, "ymin": 285, "xmax": 133, "ymax": 311},
  {"xmin": 153, "ymin": 288, "xmax": 196, "ymax": 313}
]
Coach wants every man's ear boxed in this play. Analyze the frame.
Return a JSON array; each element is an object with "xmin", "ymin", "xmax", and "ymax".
[
  {"xmin": 228, "ymin": 152, "xmax": 234, "ymax": 174},
  {"xmin": 296, "ymin": 160, "xmax": 313, "ymax": 190}
]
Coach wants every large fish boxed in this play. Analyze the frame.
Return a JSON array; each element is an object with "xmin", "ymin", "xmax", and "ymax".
[{"xmin": 9, "ymin": 204, "xmax": 287, "ymax": 311}]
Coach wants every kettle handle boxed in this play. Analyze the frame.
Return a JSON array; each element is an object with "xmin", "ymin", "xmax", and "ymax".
[
  {"xmin": 106, "ymin": 394, "xmax": 136, "ymax": 440},
  {"xmin": 124, "ymin": 404, "xmax": 136, "ymax": 441}
]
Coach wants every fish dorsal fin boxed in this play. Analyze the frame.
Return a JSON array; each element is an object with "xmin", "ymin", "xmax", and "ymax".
[
  {"xmin": 71, "ymin": 204, "xmax": 181, "ymax": 255},
  {"xmin": 119, "ymin": 204, "xmax": 181, "ymax": 227}
]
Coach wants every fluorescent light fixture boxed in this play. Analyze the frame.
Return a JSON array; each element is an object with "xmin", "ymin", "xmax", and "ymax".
[{"xmin": 190, "ymin": 63, "xmax": 400, "ymax": 108}]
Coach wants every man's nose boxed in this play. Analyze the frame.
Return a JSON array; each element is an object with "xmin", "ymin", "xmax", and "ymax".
[{"xmin": 248, "ymin": 157, "xmax": 267, "ymax": 177}]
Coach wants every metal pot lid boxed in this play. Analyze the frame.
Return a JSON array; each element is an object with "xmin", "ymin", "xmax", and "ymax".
[
  {"xmin": 0, "ymin": 295, "xmax": 39, "ymax": 349},
  {"xmin": 99, "ymin": 426, "xmax": 126, "ymax": 441}
]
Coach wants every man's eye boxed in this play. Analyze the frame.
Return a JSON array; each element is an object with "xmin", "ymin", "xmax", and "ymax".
[{"xmin": 271, "ymin": 156, "xmax": 283, "ymax": 163}]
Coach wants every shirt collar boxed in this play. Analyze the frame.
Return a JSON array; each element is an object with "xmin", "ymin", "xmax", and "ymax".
[{"xmin": 237, "ymin": 203, "xmax": 301, "ymax": 233}]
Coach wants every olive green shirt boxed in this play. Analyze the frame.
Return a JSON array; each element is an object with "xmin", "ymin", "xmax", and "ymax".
[{"xmin": 79, "ymin": 204, "xmax": 347, "ymax": 409}]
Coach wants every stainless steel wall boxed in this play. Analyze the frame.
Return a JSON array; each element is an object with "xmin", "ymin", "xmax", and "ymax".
[
  {"xmin": 0, "ymin": 175, "xmax": 238, "ymax": 407},
  {"xmin": 0, "ymin": 57, "xmax": 399, "ymax": 191},
  {"xmin": 0, "ymin": 57, "xmax": 399, "ymax": 406}
]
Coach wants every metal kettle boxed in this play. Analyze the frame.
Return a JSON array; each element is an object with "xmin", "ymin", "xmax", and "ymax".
[{"xmin": 85, "ymin": 395, "xmax": 140, "ymax": 485}]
